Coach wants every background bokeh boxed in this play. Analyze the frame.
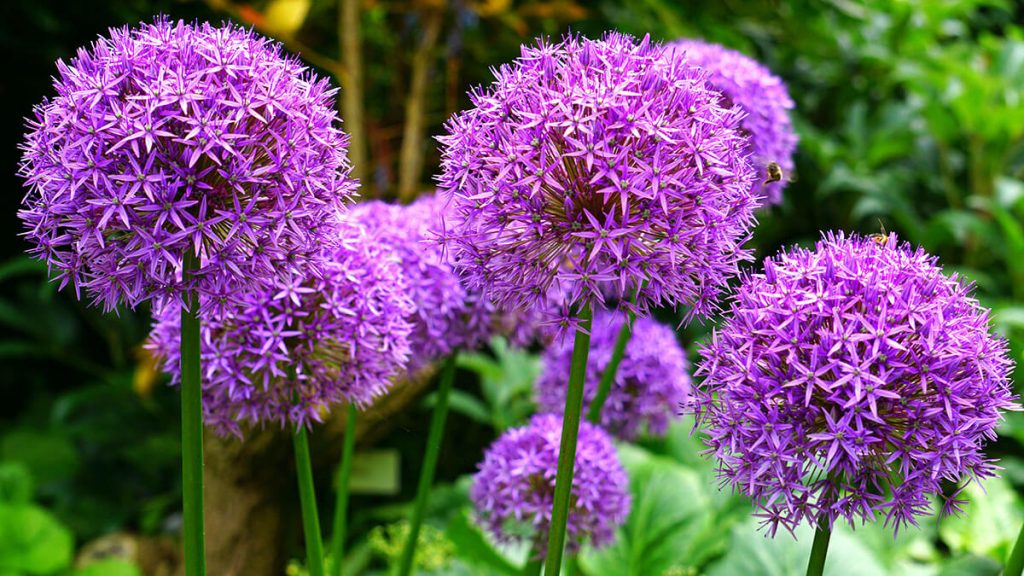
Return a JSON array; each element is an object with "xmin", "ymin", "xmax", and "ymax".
[{"xmin": 1, "ymin": 1, "xmax": 1023, "ymax": 575}]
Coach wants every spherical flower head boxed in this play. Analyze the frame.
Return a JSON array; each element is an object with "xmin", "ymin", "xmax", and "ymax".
[
  {"xmin": 350, "ymin": 196, "xmax": 483, "ymax": 368},
  {"xmin": 438, "ymin": 32, "xmax": 759, "ymax": 323},
  {"xmin": 667, "ymin": 39, "xmax": 797, "ymax": 205},
  {"xmin": 535, "ymin": 310, "xmax": 691, "ymax": 440},
  {"xmin": 470, "ymin": 414, "xmax": 630, "ymax": 556},
  {"xmin": 148, "ymin": 219, "xmax": 415, "ymax": 436},
  {"xmin": 18, "ymin": 18, "xmax": 355, "ymax": 312},
  {"xmin": 693, "ymin": 232, "xmax": 1018, "ymax": 536}
]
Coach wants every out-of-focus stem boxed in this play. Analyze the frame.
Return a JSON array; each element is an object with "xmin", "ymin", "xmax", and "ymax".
[
  {"xmin": 396, "ymin": 354, "xmax": 457, "ymax": 576},
  {"xmin": 338, "ymin": 0, "xmax": 367, "ymax": 188},
  {"xmin": 329, "ymin": 403, "xmax": 358, "ymax": 576},
  {"xmin": 397, "ymin": 10, "xmax": 443, "ymax": 202}
]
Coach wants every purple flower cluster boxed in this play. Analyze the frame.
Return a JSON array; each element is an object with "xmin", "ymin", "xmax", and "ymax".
[
  {"xmin": 535, "ymin": 310, "xmax": 691, "ymax": 440},
  {"xmin": 18, "ymin": 18, "xmax": 354, "ymax": 312},
  {"xmin": 351, "ymin": 194, "xmax": 543, "ymax": 368},
  {"xmin": 148, "ymin": 220, "xmax": 414, "ymax": 436},
  {"xmin": 471, "ymin": 414, "xmax": 630, "ymax": 556},
  {"xmin": 438, "ymin": 32, "xmax": 759, "ymax": 323},
  {"xmin": 693, "ymin": 232, "xmax": 1017, "ymax": 535},
  {"xmin": 350, "ymin": 196, "xmax": 490, "ymax": 368},
  {"xmin": 667, "ymin": 39, "xmax": 797, "ymax": 205}
]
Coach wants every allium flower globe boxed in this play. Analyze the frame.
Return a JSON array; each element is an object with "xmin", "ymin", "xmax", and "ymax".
[
  {"xmin": 471, "ymin": 414, "xmax": 630, "ymax": 556},
  {"xmin": 438, "ymin": 32, "xmax": 759, "ymax": 321},
  {"xmin": 18, "ymin": 18, "xmax": 354, "ymax": 311},
  {"xmin": 667, "ymin": 39, "xmax": 797, "ymax": 205},
  {"xmin": 693, "ymin": 232, "xmax": 1017, "ymax": 535},
  {"xmin": 149, "ymin": 220, "xmax": 415, "ymax": 436},
  {"xmin": 535, "ymin": 310, "xmax": 691, "ymax": 440},
  {"xmin": 350, "ymin": 196, "xmax": 494, "ymax": 368}
]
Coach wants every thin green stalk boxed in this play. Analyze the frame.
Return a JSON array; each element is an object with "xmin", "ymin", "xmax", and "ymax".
[
  {"xmin": 544, "ymin": 304, "xmax": 594, "ymax": 576},
  {"xmin": 294, "ymin": 425, "xmax": 326, "ymax": 576},
  {"xmin": 180, "ymin": 252, "xmax": 206, "ymax": 576},
  {"xmin": 1006, "ymin": 522, "xmax": 1024, "ymax": 576},
  {"xmin": 586, "ymin": 312, "xmax": 633, "ymax": 424},
  {"xmin": 330, "ymin": 403, "xmax": 358, "ymax": 576},
  {"xmin": 397, "ymin": 354, "xmax": 458, "ymax": 576},
  {"xmin": 805, "ymin": 520, "xmax": 832, "ymax": 576}
]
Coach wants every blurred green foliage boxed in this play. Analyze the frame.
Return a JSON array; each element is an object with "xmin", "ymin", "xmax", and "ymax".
[{"xmin": 3, "ymin": 0, "xmax": 1024, "ymax": 574}]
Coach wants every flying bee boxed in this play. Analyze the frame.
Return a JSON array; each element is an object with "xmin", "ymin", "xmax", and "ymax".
[
  {"xmin": 869, "ymin": 219, "xmax": 889, "ymax": 247},
  {"xmin": 763, "ymin": 161, "xmax": 784, "ymax": 185}
]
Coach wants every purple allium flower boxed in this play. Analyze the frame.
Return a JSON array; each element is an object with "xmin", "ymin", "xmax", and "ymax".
[
  {"xmin": 349, "ymin": 195, "xmax": 489, "ymax": 368},
  {"xmin": 535, "ymin": 310, "xmax": 691, "ymax": 440},
  {"xmin": 667, "ymin": 39, "xmax": 797, "ymax": 205},
  {"xmin": 18, "ymin": 18, "xmax": 354, "ymax": 312},
  {"xmin": 437, "ymin": 32, "xmax": 758, "ymax": 323},
  {"xmin": 471, "ymin": 414, "xmax": 630, "ymax": 556},
  {"xmin": 148, "ymin": 219, "xmax": 414, "ymax": 436},
  {"xmin": 693, "ymin": 232, "xmax": 1018, "ymax": 536}
]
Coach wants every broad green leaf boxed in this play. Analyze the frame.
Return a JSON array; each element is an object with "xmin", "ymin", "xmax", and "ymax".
[
  {"xmin": 445, "ymin": 508, "xmax": 519, "ymax": 576},
  {"xmin": 706, "ymin": 518, "xmax": 886, "ymax": 576},
  {"xmin": 938, "ymin": 476, "xmax": 1023, "ymax": 562},
  {"xmin": 0, "ymin": 462, "xmax": 34, "ymax": 505},
  {"xmin": 579, "ymin": 444, "xmax": 726, "ymax": 576},
  {"xmin": 936, "ymin": 554, "xmax": 1001, "ymax": 576},
  {"xmin": 0, "ymin": 502, "xmax": 73, "ymax": 575},
  {"xmin": 0, "ymin": 430, "xmax": 79, "ymax": 487}
]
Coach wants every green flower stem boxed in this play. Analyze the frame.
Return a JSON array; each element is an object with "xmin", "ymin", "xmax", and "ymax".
[
  {"xmin": 805, "ymin": 521, "xmax": 832, "ymax": 576},
  {"xmin": 180, "ymin": 252, "xmax": 206, "ymax": 576},
  {"xmin": 294, "ymin": 424, "xmax": 326, "ymax": 576},
  {"xmin": 330, "ymin": 403, "xmax": 358, "ymax": 576},
  {"xmin": 585, "ymin": 309, "xmax": 634, "ymax": 424},
  {"xmin": 397, "ymin": 353, "xmax": 458, "ymax": 576},
  {"xmin": 1006, "ymin": 522, "xmax": 1024, "ymax": 576},
  {"xmin": 544, "ymin": 304, "xmax": 594, "ymax": 576}
]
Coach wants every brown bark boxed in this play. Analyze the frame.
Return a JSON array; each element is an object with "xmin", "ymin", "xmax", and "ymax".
[
  {"xmin": 397, "ymin": 10, "xmax": 444, "ymax": 203},
  {"xmin": 339, "ymin": 0, "xmax": 368, "ymax": 190}
]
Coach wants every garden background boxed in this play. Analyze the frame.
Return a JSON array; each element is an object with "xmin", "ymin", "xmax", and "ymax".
[{"xmin": 2, "ymin": 0, "xmax": 1024, "ymax": 574}]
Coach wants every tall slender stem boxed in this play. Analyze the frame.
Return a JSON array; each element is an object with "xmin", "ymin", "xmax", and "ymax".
[
  {"xmin": 805, "ymin": 520, "xmax": 832, "ymax": 576},
  {"xmin": 1006, "ymin": 522, "xmax": 1024, "ymax": 576},
  {"xmin": 586, "ymin": 313, "xmax": 633, "ymax": 424},
  {"xmin": 544, "ymin": 304, "xmax": 594, "ymax": 575},
  {"xmin": 330, "ymin": 404, "xmax": 359, "ymax": 576},
  {"xmin": 294, "ymin": 425, "xmax": 326, "ymax": 576},
  {"xmin": 397, "ymin": 354, "xmax": 458, "ymax": 576},
  {"xmin": 180, "ymin": 252, "xmax": 206, "ymax": 576}
]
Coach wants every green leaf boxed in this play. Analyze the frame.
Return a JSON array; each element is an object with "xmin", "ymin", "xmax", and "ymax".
[
  {"xmin": 441, "ymin": 390, "xmax": 491, "ymax": 426},
  {"xmin": 445, "ymin": 508, "xmax": 519, "ymax": 576},
  {"xmin": 0, "ymin": 462, "xmax": 34, "ymax": 505},
  {"xmin": 706, "ymin": 519, "xmax": 887, "ymax": 576},
  {"xmin": 0, "ymin": 502, "xmax": 73, "ymax": 575},
  {"xmin": 73, "ymin": 559, "xmax": 142, "ymax": 576},
  {"xmin": 578, "ymin": 444, "xmax": 730, "ymax": 576},
  {"xmin": 938, "ymin": 476, "xmax": 1023, "ymax": 561},
  {"xmin": 0, "ymin": 430, "xmax": 79, "ymax": 488},
  {"xmin": 935, "ymin": 554, "xmax": 1001, "ymax": 576}
]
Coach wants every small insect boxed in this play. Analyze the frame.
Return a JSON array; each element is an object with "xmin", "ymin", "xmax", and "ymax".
[
  {"xmin": 870, "ymin": 220, "xmax": 889, "ymax": 247},
  {"xmin": 763, "ymin": 162, "xmax": 784, "ymax": 185}
]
